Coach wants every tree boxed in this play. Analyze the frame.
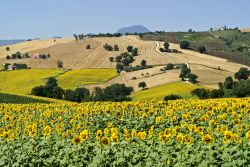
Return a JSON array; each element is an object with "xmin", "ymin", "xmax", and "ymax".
[
  {"xmin": 46, "ymin": 77, "xmax": 58, "ymax": 88},
  {"xmin": 114, "ymin": 44, "xmax": 119, "ymax": 51},
  {"xmin": 187, "ymin": 73, "xmax": 198, "ymax": 83},
  {"xmin": 6, "ymin": 47, "xmax": 10, "ymax": 51},
  {"xmin": 164, "ymin": 94, "xmax": 182, "ymax": 101},
  {"xmin": 234, "ymin": 67, "xmax": 250, "ymax": 80},
  {"xmin": 141, "ymin": 59, "xmax": 147, "ymax": 66},
  {"xmin": 180, "ymin": 41, "xmax": 190, "ymax": 49},
  {"xmin": 116, "ymin": 63, "xmax": 124, "ymax": 73},
  {"xmin": 73, "ymin": 34, "xmax": 78, "ymax": 42},
  {"xmin": 91, "ymin": 87, "xmax": 105, "ymax": 101},
  {"xmin": 75, "ymin": 88, "xmax": 90, "ymax": 102},
  {"xmin": 57, "ymin": 60, "xmax": 63, "ymax": 68},
  {"xmin": 191, "ymin": 88, "xmax": 210, "ymax": 99},
  {"xmin": 198, "ymin": 46, "xmax": 206, "ymax": 53},
  {"xmin": 138, "ymin": 82, "xmax": 147, "ymax": 89},
  {"xmin": 109, "ymin": 57, "xmax": 114, "ymax": 62},
  {"xmin": 64, "ymin": 89, "xmax": 76, "ymax": 102},
  {"xmin": 163, "ymin": 42, "xmax": 170, "ymax": 50},
  {"xmin": 131, "ymin": 48, "xmax": 138, "ymax": 56},
  {"xmin": 102, "ymin": 84, "xmax": 134, "ymax": 102},
  {"xmin": 6, "ymin": 55, "xmax": 10, "ymax": 60},
  {"xmin": 127, "ymin": 46, "xmax": 133, "ymax": 52},
  {"xmin": 31, "ymin": 86, "xmax": 45, "ymax": 97},
  {"xmin": 179, "ymin": 64, "xmax": 191, "ymax": 80},
  {"xmin": 165, "ymin": 63, "xmax": 174, "ymax": 70},
  {"xmin": 86, "ymin": 44, "xmax": 91, "ymax": 49},
  {"xmin": 223, "ymin": 76, "xmax": 234, "ymax": 89}
]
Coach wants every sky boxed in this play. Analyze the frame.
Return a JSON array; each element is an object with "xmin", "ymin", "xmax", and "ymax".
[{"xmin": 0, "ymin": 0, "xmax": 249, "ymax": 39}]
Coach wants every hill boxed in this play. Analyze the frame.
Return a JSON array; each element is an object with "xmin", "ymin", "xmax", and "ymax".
[
  {"xmin": 116, "ymin": 25, "xmax": 150, "ymax": 34},
  {"xmin": 241, "ymin": 28, "xmax": 250, "ymax": 32}
]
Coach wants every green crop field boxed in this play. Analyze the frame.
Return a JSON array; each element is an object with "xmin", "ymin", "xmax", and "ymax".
[
  {"xmin": 0, "ymin": 92, "xmax": 49, "ymax": 104},
  {"xmin": 0, "ymin": 69, "xmax": 61, "ymax": 95},
  {"xmin": 57, "ymin": 69, "xmax": 117, "ymax": 89},
  {"xmin": 131, "ymin": 81, "xmax": 202, "ymax": 101},
  {"xmin": 211, "ymin": 30, "xmax": 250, "ymax": 47},
  {"xmin": 0, "ymin": 69, "xmax": 117, "ymax": 95}
]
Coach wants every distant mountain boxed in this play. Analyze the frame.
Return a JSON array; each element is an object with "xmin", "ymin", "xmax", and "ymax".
[
  {"xmin": 116, "ymin": 25, "xmax": 151, "ymax": 34},
  {"xmin": 0, "ymin": 40, "xmax": 25, "ymax": 46}
]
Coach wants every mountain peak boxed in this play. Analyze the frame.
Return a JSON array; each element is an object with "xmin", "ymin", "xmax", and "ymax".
[{"xmin": 116, "ymin": 25, "xmax": 151, "ymax": 34}]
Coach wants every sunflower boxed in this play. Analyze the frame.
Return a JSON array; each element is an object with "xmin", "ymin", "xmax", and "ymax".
[
  {"xmin": 185, "ymin": 135, "xmax": 192, "ymax": 145},
  {"xmin": 209, "ymin": 119, "xmax": 216, "ymax": 127},
  {"xmin": 138, "ymin": 131, "xmax": 147, "ymax": 140},
  {"xmin": 96, "ymin": 130, "xmax": 102, "ymax": 140},
  {"xmin": 101, "ymin": 137, "xmax": 110, "ymax": 145},
  {"xmin": 246, "ymin": 131, "xmax": 250, "ymax": 141},
  {"xmin": 104, "ymin": 128, "xmax": 110, "ymax": 135},
  {"xmin": 224, "ymin": 130, "xmax": 233, "ymax": 140},
  {"xmin": 164, "ymin": 128, "xmax": 171, "ymax": 137},
  {"xmin": 80, "ymin": 130, "xmax": 88, "ymax": 141},
  {"xmin": 202, "ymin": 134, "xmax": 214, "ymax": 144},
  {"xmin": 72, "ymin": 135, "xmax": 81, "ymax": 144},
  {"xmin": 111, "ymin": 134, "xmax": 119, "ymax": 142},
  {"xmin": 42, "ymin": 126, "xmax": 52, "ymax": 137},
  {"xmin": 131, "ymin": 129, "xmax": 137, "ymax": 138},
  {"xmin": 177, "ymin": 133, "xmax": 184, "ymax": 143}
]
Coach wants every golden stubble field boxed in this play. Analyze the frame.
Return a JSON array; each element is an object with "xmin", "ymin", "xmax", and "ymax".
[{"xmin": 0, "ymin": 35, "xmax": 247, "ymax": 90}]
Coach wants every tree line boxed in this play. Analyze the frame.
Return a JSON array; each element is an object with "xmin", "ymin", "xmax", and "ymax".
[
  {"xmin": 31, "ymin": 77, "xmax": 134, "ymax": 102},
  {"xmin": 192, "ymin": 67, "xmax": 250, "ymax": 99}
]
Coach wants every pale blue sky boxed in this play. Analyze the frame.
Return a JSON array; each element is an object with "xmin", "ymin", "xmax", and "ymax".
[{"xmin": 0, "ymin": 0, "xmax": 249, "ymax": 39}]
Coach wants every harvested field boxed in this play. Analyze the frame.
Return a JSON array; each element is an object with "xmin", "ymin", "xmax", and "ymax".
[{"xmin": 0, "ymin": 38, "xmax": 73, "ymax": 58}]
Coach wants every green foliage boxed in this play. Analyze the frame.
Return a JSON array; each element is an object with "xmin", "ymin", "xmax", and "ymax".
[
  {"xmin": 234, "ymin": 67, "xmax": 250, "ymax": 80},
  {"xmin": 92, "ymin": 84, "xmax": 134, "ymax": 102},
  {"xmin": 180, "ymin": 41, "xmax": 190, "ymax": 49},
  {"xmin": 138, "ymin": 82, "xmax": 147, "ymax": 89},
  {"xmin": 103, "ymin": 43, "xmax": 114, "ymax": 51},
  {"xmin": 187, "ymin": 73, "xmax": 198, "ymax": 84},
  {"xmin": 86, "ymin": 44, "xmax": 91, "ymax": 49},
  {"xmin": 163, "ymin": 42, "xmax": 170, "ymax": 50},
  {"xmin": 197, "ymin": 46, "xmax": 206, "ymax": 53},
  {"xmin": 57, "ymin": 60, "xmax": 63, "ymax": 68},
  {"xmin": 0, "ymin": 93, "xmax": 49, "ymax": 104},
  {"xmin": 127, "ymin": 46, "xmax": 134, "ymax": 52},
  {"xmin": 141, "ymin": 59, "xmax": 147, "ymax": 66},
  {"xmin": 164, "ymin": 94, "xmax": 182, "ymax": 101}
]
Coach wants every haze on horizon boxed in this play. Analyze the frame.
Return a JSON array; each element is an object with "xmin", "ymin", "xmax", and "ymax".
[{"xmin": 0, "ymin": 0, "xmax": 249, "ymax": 39}]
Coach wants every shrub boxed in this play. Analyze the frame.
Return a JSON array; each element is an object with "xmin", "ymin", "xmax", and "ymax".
[
  {"xmin": 234, "ymin": 67, "xmax": 250, "ymax": 81},
  {"xmin": 127, "ymin": 46, "xmax": 133, "ymax": 52},
  {"xmin": 138, "ymin": 82, "xmax": 147, "ymax": 89},
  {"xmin": 86, "ymin": 44, "xmax": 91, "ymax": 49},
  {"xmin": 180, "ymin": 41, "xmax": 190, "ymax": 49},
  {"xmin": 198, "ymin": 46, "xmax": 206, "ymax": 53},
  {"xmin": 109, "ymin": 57, "xmax": 114, "ymax": 62},
  {"xmin": 164, "ymin": 42, "xmax": 170, "ymax": 50},
  {"xmin": 164, "ymin": 94, "xmax": 182, "ymax": 101},
  {"xmin": 141, "ymin": 60, "xmax": 147, "ymax": 66},
  {"xmin": 57, "ymin": 60, "xmax": 63, "ymax": 68},
  {"xmin": 114, "ymin": 44, "xmax": 119, "ymax": 51},
  {"xmin": 187, "ymin": 73, "xmax": 198, "ymax": 83},
  {"xmin": 191, "ymin": 88, "xmax": 210, "ymax": 99},
  {"xmin": 131, "ymin": 48, "xmax": 138, "ymax": 56}
]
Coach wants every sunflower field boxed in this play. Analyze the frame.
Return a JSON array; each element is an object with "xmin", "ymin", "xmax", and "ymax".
[{"xmin": 0, "ymin": 98, "xmax": 249, "ymax": 166}]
